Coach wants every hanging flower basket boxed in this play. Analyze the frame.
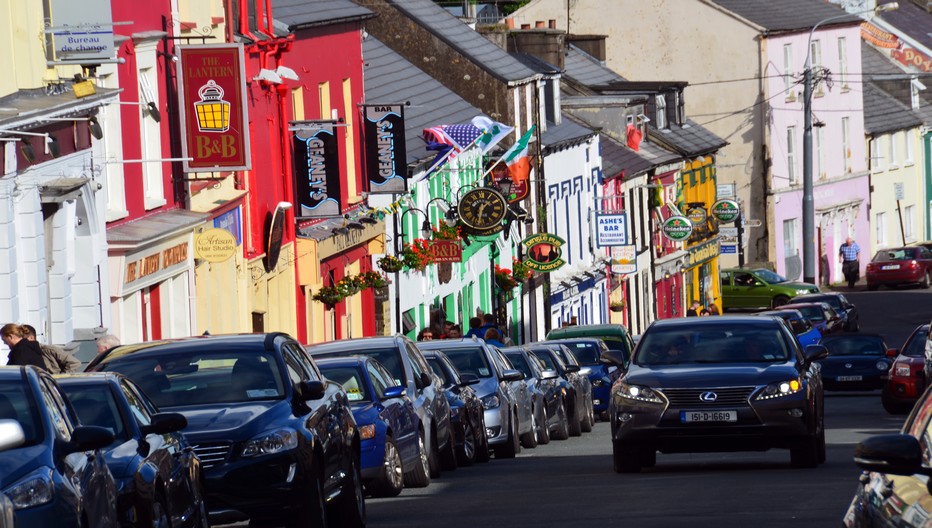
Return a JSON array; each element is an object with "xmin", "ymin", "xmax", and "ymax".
[
  {"xmin": 361, "ymin": 271, "xmax": 388, "ymax": 289},
  {"xmin": 402, "ymin": 239, "xmax": 434, "ymax": 272},
  {"xmin": 432, "ymin": 223, "xmax": 461, "ymax": 241},
  {"xmin": 494, "ymin": 265, "xmax": 518, "ymax": 291},
  {"xmin": 336, "ymin": 276, "xmax": 362, "ymax": 297},
  {"xmin": 312, "ymin": 286, "xmax": 344, "ymax": 308},
  {"xmin": 512, "ymin": 257, "xmax": 533, "ymax": 282},
  {"xmin": 609, "ymin": 301, "xmax": 625, "ymax": 313},
  {"xmin": 378, "ymin": 255, "xmax": 404, "ymax": 273}
]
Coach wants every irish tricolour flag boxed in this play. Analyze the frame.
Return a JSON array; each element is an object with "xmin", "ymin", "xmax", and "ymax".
[{"xmin": 502, "ymin": 125, "xmax": 536, "ymax": 184}]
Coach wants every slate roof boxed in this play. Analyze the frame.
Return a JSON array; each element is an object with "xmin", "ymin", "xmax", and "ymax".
[
  {"xmin": 363, "ymin": 36, "xmax": 484, "ymax": 165},
  {"xmin": 876, "ymin": 0, "xmax": 932, "ymax": 51},
  {"xmin": 637, "ymin": 138, "xmax": 683, "ymax": 167},
  {"xmin": 386, "ymin": 0, "xmax": 539, "ymax": 84},
  {"xmin": 861, "ymin": 41, "xmax": 932, "ymax": 126},
  {"xmin": 273, "ymin": 0, "xmax": 375, "ymax": 30},
  {"xmin": 862, "ymin": 82, "xmax": 923, "ymax": 135},
  {"xmin": 707, "ymin": 0, "xmax": 859, "ymax": 33},
  {"xmin": 563, "ymin": 45, "xmax": 626, "ymax": 87},
  {"xmin": 540, "ymin": 115, "xmax": 596, "ymax": 153},
  {"xmin": 511, "ymin": 52, "xmax": 561, "ymax": 75},
  {"xmin": 600, "ymin": 133, "xmax": 654, "ymax": 180},
  {"xmin": 651, "ymin": 118, "xmax": 728, "ymax": 157}
]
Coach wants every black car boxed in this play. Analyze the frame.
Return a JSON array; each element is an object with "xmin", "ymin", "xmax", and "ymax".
[
  {"xmin": 87, "ymin": 333, "xmax": 365, "ymax": 528},
  {"xmin": 526, "ymin": 343, "xmax": 593, "ymax": 437},
  {"xmin": 818, "ymin": 333, "xmax": 894, "ymax": 391},
  {"xmin": 56, "ymin": 372, "xmax": 208, "ymax": 528},
  {"xmin": 547, "ymin": 338, "xmax": 620, "ymax": 421},
  {"xmin": 501, "ymin": 346, "xmax": 566, "ymax": 444},
  {"xmin": 0, "ymin": 366, "xmax": 118, "ymax": 527},
  {"xmin": 423, "ymin": 350, "xmax": 490, "ymax": 466},
  {"xmin": 309, "ymin": 335, "xmax": 456, "ymax": 478},
  {"xmin": 793, "ymin": 292, "xmax": 859, "ymax": 331},
  {"xmin": 601, "ymin": 316, "xmax": 828, "ymax": 472}
]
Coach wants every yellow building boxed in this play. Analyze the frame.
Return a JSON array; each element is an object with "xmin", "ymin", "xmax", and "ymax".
[{"xmin": 677, "ymin": 156, "xmax": 723, "ymax": 313}]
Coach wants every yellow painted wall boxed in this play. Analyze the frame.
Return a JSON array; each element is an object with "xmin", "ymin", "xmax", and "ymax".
[
  {"xmin": 195, "ymin": 249, "xmax": 247, "ymax": 334},
  {"xmin": 177, "ymin": 0, "xmax": 228, "ymax": 42},
  {"xmin": 342, "ymin": 78, "xmax": 358, "ymax": 200},
  {"xmin": 246, "ymin": 244, "xmax": 297, "ymax": 335}
]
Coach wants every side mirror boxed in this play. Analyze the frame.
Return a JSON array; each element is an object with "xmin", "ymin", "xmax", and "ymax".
[
  {"xmin": 420, "ymin": 372, "xmax": 434, "ymax": 388},
  {"xmin": 382, "ymin": 385, "xmax": 405, "ymax": 399},
  {"xmin": 886, "ymin": 348, "xmax": 899, "ymax": 358},
  {"xmin": 563, "ymin": 364, "xmax": 580, "ymax": 374},
  {"xmin": 578, "ymin": 367, "xmax": 592, "ymax": 376},
  {"xmin": 600, "ymin": 349, "xmax": 628, "ymax": 367},
  {"xmin": 539, "ymin": 369, "xmax": 558, "ymax": 380},
  {"xmin": 804, "ymin": 344, "xmax": 830, "ymax": 363},
  {"xmin": 140, "ymin": 413, "xmax": 187, "ymax": 436},
  {"xmin": 502, "ymin": 369, "xmax": 525, "ymax": 382},
  {"xmin": 0, "ymin": 420, "xmax": 24, "ymax": 452},
  {"xmin": 297, "ymin": 380, "xmax": 326, "ymax": 401},
  {"xmin": 854, "ymin": 434, "xmax": 932, "ymax": 476},
  {"xmin": 66, "ymin": 425, "xmax": 114, "ymax": 453},
  {"xmin": 459, "ymin": 373, "xmax": 481, "ymax": 386}
]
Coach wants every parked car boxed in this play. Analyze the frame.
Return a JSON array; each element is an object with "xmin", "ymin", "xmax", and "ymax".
[
  {"xmin": 756, "ymin": 309, "xmax": 823, "ymax": 348},
  {"xmin": 545, "ymin": 324, "xmax": 636, "ymax": 367},
  {"xmin": 500, "ymin": 346, "xmax": 565, "ymax": 445},
  {"xmin": 0, "ymin": 366, "xmax": 118, "ymax": 527},
  {"xmin": 721, "ymin": 267, "xmax": 820, "ymax": 310},
  {"xmin": 490, "ymin": 348, "xmax": 536, "ymax": 449},
  {"xmin": 423, "ymin": 350, "xmax": 490, "ymax": 466},
  {"xmin": 782, "ymin": 301, "xmax": 844, "ymax": 335},
  {"xmin": 843, "ymin": 386, "xmax": 932, "ymax": 526},
  {"xmin": 87, "ymin": 333, "xmax": 366, "ymax": 528},
  {"xmin": 793, "ymin": 292, "xmax": 859, "ymax": 331},
  {"xmin": 546, "ymin": 338, "xmax": 620, "ymax": 421},
  {"xmin": 416, "ymin": 338, "xmax": 525, "ymax": 458},
  {"xmin": 315, "ymin": 356, "xmax": 423, "ymax": 497},
  {"xmin": 526, "ymin": 343, "xmax": 593, "ymax": 437},
  {"xmin": 309, "ymin": 335, "xmax": 456, "ymax": 478},
  {"xmin": 818, "ymin": 334, "xmax": 895, "ymax": 391},
  {"xmin": 866, "ymin": 246, "xmax": 932, "ymax": 290},
  {"xmin": 601, "ymin": 316, "xmax": 827, "ymax": 472},
  {"xmin": 882, "ymin": 324, "xmax": 929, "ymax": 414},
  {"xmin": 56, "ymin": 372, "xmax": 208, "ymax": 528}
]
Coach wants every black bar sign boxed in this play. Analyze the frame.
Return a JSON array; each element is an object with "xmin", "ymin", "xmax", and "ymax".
[
  {"xmin": 363, "ymin": 104, "xmax": 407, "ymax": 194},
  {"xmin": 293, "ymin": 123, "xmax": 341, "ymax": 218}
]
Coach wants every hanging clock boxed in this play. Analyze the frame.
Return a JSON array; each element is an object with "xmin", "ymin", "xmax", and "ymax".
[{"xmin": 457, "ymin": 188, "xmax": 507, "ymax": 234}]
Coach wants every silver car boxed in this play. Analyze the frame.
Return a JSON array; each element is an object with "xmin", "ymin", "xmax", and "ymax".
[
  {"xmin": 491, "ymin": 348, "xmax": 536, "ymax": 449},
  {"xmin": 417, "ymin": 338, "xmax": 526, "ymax": 458}
]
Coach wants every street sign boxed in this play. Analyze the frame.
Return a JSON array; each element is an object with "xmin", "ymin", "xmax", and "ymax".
[
  {"xmin": 716, "ymin": 183, "xmax": 736, "ymax": 200},
  {"xmin": 894, "ymin": 182, "xmax": 905, "ymax": 201},
  {"xmin": 745, "ymin": 219, "xmax": 762, "ymax": 228},
  {"xmin": 721, "ymin": 245, "xmax": 737, "ymax": 254}
]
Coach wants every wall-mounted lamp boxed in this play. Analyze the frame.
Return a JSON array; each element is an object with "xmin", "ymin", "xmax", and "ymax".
[
  {"xmin": 333, "ymin": 226, "xmax": 349, "ymax": 236},
  {"xmin": 117, "ymin": 101, "xmax": 161, "ymax": 123},
  {"xmin": 275, "ymin": 65, "xmax": 299, "ymax": 81},
  {"xmin": 443, "ymin": 207, "xmax": 458, "ymax": 227},
  {"xmin": 47, "ymin": 135, "xmax": 60, "ymax": 158},
  {"xmin": 254, "ymin": 69, "xmax": 282, "ymax": 84},
  {"xmin": 276, "ymin": 201, "xmax": 293, "ymax": 211},
  {"xmin": 419, "ymin": 219, "xmax": 432, "ymax": 239}
]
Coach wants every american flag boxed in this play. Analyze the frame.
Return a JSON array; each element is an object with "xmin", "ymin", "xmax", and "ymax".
[{"xmin": 423, "ymin": 123, "xmax": 483, "ymax": 153}]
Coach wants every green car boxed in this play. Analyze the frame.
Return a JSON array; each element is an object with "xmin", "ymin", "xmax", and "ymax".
[{"xmin": 721, "ymin": 268, "xmax": 820, "ymax": 310}]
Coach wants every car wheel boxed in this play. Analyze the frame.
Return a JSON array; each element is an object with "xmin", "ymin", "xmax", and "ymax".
[
  {"xmin": 537, "ymin": 406, "xmax": 551, "ymax": 445},
  {"xmin": 581, "ymin": 403, "xmax": 594, "ymax": 433},
  {"xmin": 403, "ymin": 431, "xmax": 431, "ymax": 488},
  {"xmin": 428, "ymin": 426, "xmax": 442, "ymax": 478},
  {"xmin": 493, "ymin": 412, "xmax": 519, "ymax": 459},
  {"xmin": 330, "ymin": 452, "xmax": 366, "ymax": 528},
  {"xmin": 439, "ymin": 427, "xmax": 458, "ymax": 471},
  {"xmin": 369, "ymin": 436, "xmax": 404, "ymax": 497},
  {"xmin": 520, "ymin": 406, "xmax": 538, "ymax": 449},
  {"xmin": 790, "ymin": 434, "xmax": 820, "ymax": 468},
  {"xmin": 457, "ymin": 420, "xmax": 476, "ymax": 466},
  {"xmin": 882, "ymin": 393, "xmax": 913, "ymax": 415},
  {"xmin": 567, "ymin": 398, "xmax": 582, "ymax": 438},
  {"xmin": 923, "ymin": 271, "xmax": 931, "ymax": 289},
  {"xmin": 152, "ymin": 496, "xmax": 170, "ymax": 528},
  {"xmin": 772, "ymin": 295, "xmax": 790, "ymax": 308},
  {"xmin": 287, "ymin": 470, "xmax": 327, "ymax": 528},
  {"xmin": 551, "ymin": 399, "xmax": 570, "ymax": 440},
  {"xmin": 475, "ymin": 415, "xmax": 491, "ymax": 463},
  {"xmin": 612, "ymin": 441, "xmax": 642, "ymax": 473}
]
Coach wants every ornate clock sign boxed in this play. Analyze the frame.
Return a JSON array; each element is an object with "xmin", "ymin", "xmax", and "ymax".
[{"xmin": 457, "ymin": 187, "xmax": 507, "ymax": 235}]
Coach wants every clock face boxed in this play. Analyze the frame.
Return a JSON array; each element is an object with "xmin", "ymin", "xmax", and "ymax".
[{"xmin": 458, "ymin": 188, "xmax": 507, "ymax": 232}]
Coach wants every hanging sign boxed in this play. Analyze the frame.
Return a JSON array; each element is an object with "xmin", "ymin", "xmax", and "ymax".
[
  {"xmin": 429, "ymin": 240, "xmax": 462, "ymax": 263},
  {"xmin": 177, "ymin": 44, "xmax": 251, "ymax": 172},
  {"xmin": 611, "ymin": 245, "xmax": 637, "ymax": 274},
  {"xmin": 595, "ymin": 213, "xmax": 628, "ymax": 247},
  {"xmin": 661, "ymin": 216, "xmax": 693, "ymax": 242},
  {"xmin": 363, "ymin": 104, "xmax": 408, "ymax": 194},
  {"xmin": 710, "ymin": 199, "xmax": 740, "ymax": 224},
  {"xmin": 687, "ymin": 207, "xmax": 708, "ymax": 226},
  {"xmin": 195, "ymin": 228, "xmax": 237, "ymax": 263},
  {"xmin": 48, "ymin": 0, "xmax": 115, "ymax": 64},
  {"xmin": 293, "ymin": 122, "xmax": 342, "ymax": 219},
  {"xmin": 521, "ymin": 233, "xmax": 566, "ymax": 272}
]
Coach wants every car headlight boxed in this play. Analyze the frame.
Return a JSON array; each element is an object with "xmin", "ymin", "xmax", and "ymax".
[
  {"xmin": 895, "ymin": 364, "xmax": 912, "ymax": 377},
  {"xmin": 615, "ymin": 382, "xmax": 664, "ymax": 404},
  {"xmin": 3, "ymin": 467, "xmax": 53, "ymax": 510},
  {"xmin": 241, "ymin": 427, "xmax": 299, "ymax": 457},
  {"xmin": 592, "ymin": 379, "xmax": 605, "ymax": 387},
  {"xmin": 481, "ymin": 395, "xmax": 500, "ymax": 409},
  {"xmin": 876, "ymin": 361, "xmax": 890, "ymax": 371},
  {"xmin": 756, "ymin": 379, "xmax": 802, "ymax": 400},
  {"xmin": 359, "ymin": 424, "xmax": 376, "ymax": 440},
  {"xmin": 795, "ymin": 289, "xmax": 811, "ymax": 295}
]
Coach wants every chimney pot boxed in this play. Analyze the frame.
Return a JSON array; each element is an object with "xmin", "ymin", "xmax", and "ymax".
[
  {"xmin": 535, "ymin": 20, "xmax": 546, "ymax": 28},
  {"xmin": 548, "ymin": 19, "xmax": 557, "ymax": 29},
  {"xmin": 505, "ymin": 17, "xmax": 515, "ymax": 29},
  {"xmin": 521, "ymin": 23, "xmax": 531, "ymax": 30}
]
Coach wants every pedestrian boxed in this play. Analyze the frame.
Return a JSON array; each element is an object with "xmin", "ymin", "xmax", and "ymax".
[
  {"xmin": 709, "ymin": 304, "xmax": 721, "ymax": 316},
  {"xmin": 475, "ymin": 314, "xmax": 503, "ymax": 340},
  {"xmin": 417, "ymin": 328, "xmax": 435, "ymax": 341},
  {"xmin": 483, "ymin": 328, "xmax": 505, "ymax": 348},
  {"xmin": 699, "ymin": 308, "xmax": 711, "ymax": 317},
  {"xmin": 465, "ymin": 317, "xmax": 484, "ymax": 339},
  {"xmin": 1, "ymin": 324, "xmax": 46, "ymax": 369},
  {"xmin": 838, "ymin": 236, "xmax": 861, "ymax": 289},
  {"xmin": 22, "ymin": 324, "xmax": 80, "ymax": 374},
  {"xmin": 686, "ymin": 300, "xmax": 701, "ymax": 317},
  {"xmin": 447, "ymin": 325, "xmax": 462, "ymax": 339},
  {"xmin": 96, "ymin": 333, "xmax": 121, "ymax": 355}
]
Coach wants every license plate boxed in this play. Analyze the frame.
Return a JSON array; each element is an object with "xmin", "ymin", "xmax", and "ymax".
[
  {"xmin": 837, "ymin": 375, "xmax": 863, "ymax": 382},
  {"xmin": 882, "ymin": 265, "xmax": 900, "ymax": 270},
  {"xmin": 680, "ymin": 410, "xmax": 737, "ymax": 423}
]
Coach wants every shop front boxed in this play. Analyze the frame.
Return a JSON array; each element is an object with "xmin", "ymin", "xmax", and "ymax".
[
  {"xmin": 683, "ymin": 237, "xmax": 721, "ymax": 312},
  {"xmin": 192, "ymin": 205, "xmax": 248, "ymax": 335}
]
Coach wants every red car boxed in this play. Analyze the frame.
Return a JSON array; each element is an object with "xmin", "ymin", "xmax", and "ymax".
[
  {"xmin": 866, "ymin": 246, "xmax": 932, "ymax": 290},
  {"xmin": 882, "ymin": 323, "xmax": 930, "ymax": 414}
]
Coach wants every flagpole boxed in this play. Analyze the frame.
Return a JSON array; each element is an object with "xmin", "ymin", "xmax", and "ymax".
[{"xmin": 479, "ymin": 125, "xmax": 537, "ymax": 181}]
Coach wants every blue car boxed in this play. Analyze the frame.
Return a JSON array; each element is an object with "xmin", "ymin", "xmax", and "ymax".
[
  {"xmin": 316, "ymin": 356, "xmax": 424, "ymax": 497},
  {"xmin": 757, "ymin": 309, "xmax": 823, "ymax": 348},
  {"xmin": 0, "ymin": 366, "xmax": 118, "ymax": 528},
  {"xmin": 546, "ymin": 338, "xmax": 620, "ymax": 421},
  {"xmin": 424, "ymin": 350, "xmax": 490, "ymax": 466}
]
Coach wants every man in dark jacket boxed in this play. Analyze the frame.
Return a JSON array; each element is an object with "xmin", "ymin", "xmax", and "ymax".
[{"xmin": 22, "ymin": 324, "xmax": 80, "ymax": 374}]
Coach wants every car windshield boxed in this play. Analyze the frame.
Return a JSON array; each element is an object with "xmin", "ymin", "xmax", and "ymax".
[
  {"xmin": 902, "ymin": 329, "xmax": 929, "ymax": 357},
  {"xmin": 441, "ymin": 347, "xmax": 494, "ymax": 379},
  {"xmin": 563, "ymin": 342, "xmax": 602, "ymax": 365},
  {"xmin": 503, "ymin": 352, "xmax": 532, "ymax": 379},
  {"xmin": 0, "ymin": 382, "xmax": 41, "ymax": 446},
  {"xmin": 100, "ymin": 350, "xmax": 285, "ymax": 408},
  {"xmin": 59, "ymin": 384, "xmax": 127, "ymax": 444},
  {"xmin": 324, "ymin": 348, "xmax": 405, "ymax": 387},
  {"xmin": 530, "ymin": 348, "xmax": 562, "ymax": 372},
  {"xmin": 318, "ymin": 366, "xmax": 370, "ymax": 403},
  {"xmin": 635, "ymin": 324, "xmax": 791, "ymax": 366},
  {"xmin": 872, "ymin": 248, "xmax": 917, "ymax": 262},
  {"xmin": 793, "ymin": 305, "xmax": 825, "ymax": 322},
  {"xmin": 804, "ymin": 296, "xmax": 842, "ymax": 310},
  {"xmin": 426, "ymin": 358, "xmax": 454, "ymax": 385},
  {"xmin": 822, "ymin": 336, "xmax": 886, "ymax": 357},
  {"xmin": 787, "ymin": 317, "xmax": 812, "ymax": 334},
  {"xmin": 755, "ymin": 269, "xmax": 787, "ymax": 284}
]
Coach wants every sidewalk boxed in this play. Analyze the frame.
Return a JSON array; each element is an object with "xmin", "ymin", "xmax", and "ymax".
[{"xmin": 823, "ymin": 276, "xmax": 867, "ymax": 293}]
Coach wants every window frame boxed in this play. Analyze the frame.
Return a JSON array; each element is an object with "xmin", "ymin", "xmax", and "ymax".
[{"xmin": 787, "ymin": 126, "xmax": 797, "ymax": 184}]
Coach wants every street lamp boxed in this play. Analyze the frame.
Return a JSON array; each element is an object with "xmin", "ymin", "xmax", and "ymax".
[{"xmin": 801, "ymin": 2, "xmax": 898, "ymax": 284}]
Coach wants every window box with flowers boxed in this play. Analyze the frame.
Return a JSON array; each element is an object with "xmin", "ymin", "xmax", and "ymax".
[
  {"xmin": 494, "ymin": 265, "xmax": 518, "ymax": 291},
  {"xmin": 512, "ymin": 257, "xmax": 533, "ymax": 282},
  {"xmin": 432, "ymin": 223, "xmax": 461, "ymax": 241},
  {"xmin": 609, "ymin": 300, "xmax": 626, "ymax": 313},
  {"xmin": 378, "ymin": 255, "xmax": 404, "ymax": 273},
  {"xmin": 401, "ymin": 239, "xmax": 434, "ymax": 271},
  {"xmin": 312, "ymin": 286, "xmax": 344, "ymax": 308}
]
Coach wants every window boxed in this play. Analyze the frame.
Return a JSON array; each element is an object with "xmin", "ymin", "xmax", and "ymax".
[
  {"xmin": 783, "ymin": 44, "xmax": 794, "ymax": 94},
  {"xmin": 876, "ymin": 212, "xmax": 887, "ymax": 247},
  {"xmin": 889, "ymin": 132, "xmax": 898, "ymax": 168},
  {"xmin": 810, "ymin": 40, "xmax": 823, "ymax": 94},
  {"xmin": 655, "ymin": 94, "xmax": 667, "ymax": 129},
  {"xmin": 138, "ymin": 65, "xmax": 165, "ymax": 209},
  {"xmin": 837, "ymin": 37, "xmax": 848, "ymax": 88},
  {"xmin": 342, "ymin": 78, "xmax": 357, "ymax": 199},
  {"xmin": 815, "ymin": 126, "xmax": 825, "ymax": 178},
  {"xmin": 783, "ymin": 218, "xmax": 798, "ymax": 256},
  {"xmin": 787, "ymin": 126, "xmax": 797, "ymax": 184},
  {"xmin": 841, "ymin": 117, "xmax": 850, "ymax": 173},
  {"xmin": 871, "ymin": 137, "xmax": 884, "ymax": 171},
  {"xmin": 905, "ymin": 130, "xmax": 914, "ymax": 165},
  {"xmin": 905, "ymin": 204, "xmax": 916, "ymax": 241},
  {"xmin": 120, "ymin": 381, "xmax": 152, "ymax": 428}
]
